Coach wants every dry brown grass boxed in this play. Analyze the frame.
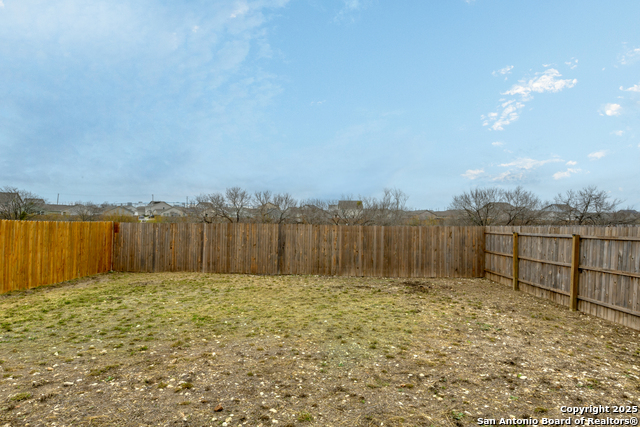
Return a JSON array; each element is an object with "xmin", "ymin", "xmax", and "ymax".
[{"xmin": 0, "ymin": 272, "xmax": 639, "ymax": 426}]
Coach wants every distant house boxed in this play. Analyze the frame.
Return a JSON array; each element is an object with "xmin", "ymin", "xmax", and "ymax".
[
  {"xmin": 540, "ymin": 204, "xmax": 572, "ymax": 223},
  {"xmin": 159, "ymin": 206, "xmax": 186, "ymax": 217},
  {"xmin": 337, "ymin": 200, "xmax": 363, "ymax": 212},
  {"xmin": 404, "ymin": 209, "xmax": 440, "ymax": 225},
  {"xmin": 102, "ymin": 206, "xmax": 136, "ymax": 217},
  {"xmin": 132, "ymin": 206, "xmax": 148, "ymax": 217},
  {"xmin": 42, "ymin": 204, "xmax": 75, "ymax": 216},
  {"xmin": 147, "ymin": 201, "xmax": 173, "ymax": 216}
]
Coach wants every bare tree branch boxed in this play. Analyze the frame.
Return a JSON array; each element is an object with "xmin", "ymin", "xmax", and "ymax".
[
  {"xmin": 449, "ymin": 188, "xmax": 502, "ymax": 226},
  {"xmin": 0, "ymin": 186, "xmax": 45, "ymax": 220}
]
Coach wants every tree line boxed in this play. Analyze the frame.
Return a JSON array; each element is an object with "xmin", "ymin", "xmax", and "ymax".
[
  {"xmin": 1, "ymin": 184, "xmax": 638, "ymax": 226},
  {"xmin": 449, "ymin": 185, "xmax": 636, "ymax": 226}
]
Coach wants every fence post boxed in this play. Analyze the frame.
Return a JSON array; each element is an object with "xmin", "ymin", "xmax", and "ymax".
[
  {"xmin": 202, "ymin": 224, "xmax": 207, "ymax": 274},
  {"xmin": 570, "ymin": 234, "xmax": 581, "ymax": 311},
  {"xmin": 512, "ymin": 232, "xmax": 519, "ymax": 291}
]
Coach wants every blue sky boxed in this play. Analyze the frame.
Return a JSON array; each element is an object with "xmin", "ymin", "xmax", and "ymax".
[{"xmin": 1, "ymin": 0, "xmax": 638, "ymax": 209}]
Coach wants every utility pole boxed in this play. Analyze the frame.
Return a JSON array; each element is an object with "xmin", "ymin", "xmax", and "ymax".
[{"xmin": 57, "ymin": 194, "xmax": 59, "ymax": 204}]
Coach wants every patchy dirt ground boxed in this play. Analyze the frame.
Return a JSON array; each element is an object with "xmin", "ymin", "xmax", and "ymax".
[{"xmin": 1, "ymin": 273, "xmax": 640, "ymax": 427}]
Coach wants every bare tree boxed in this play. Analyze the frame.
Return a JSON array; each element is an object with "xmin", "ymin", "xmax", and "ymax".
[
  {"xmin": 331, "ymin": 197, "xmax": 369, "ymax": 225},
  {"xmin": 225, "ymin": 187, "xmax": 252, "ymax": 222},
  {"xmin": 609, "ymin": 207, "xmax": 640, "ymax": 225},
  {"xmin": 0, "ymin": 186, "xmax": 44, "ymax": 220},
  {"xmin": 253, "ymin": 190, "xmax": 274, "ymax": 222},
  {"xmin": 297, "ymin": 199, "xmax": 331, "ymax": 225},
  {"xmin": 371, "ymin": 188, "xmax": 409, "ymax": 226},
  {"xmin": 195, "ymin": 187, "xmax": 253, "ymax": 223},
  {"xmin": 449, "ymin": 187, "xmax": 502, "ymax": 225},
  {"xmin": 73, "ymin": 202, "xmax": 102, "ymax": 221},
  {"xmin": 190, "ymin": 195, "xmax": 215, "ymax": 223},
  {"xmin": 499, "ymin": 186, "xmax": 543, "ymax": 225},
  {"xmin": 554, "ymin": 186, "xmax": 622, "ymax": 225},
  {"xmin": 271, "ymin": 193, "xmax": 298, "ymax": 224}
]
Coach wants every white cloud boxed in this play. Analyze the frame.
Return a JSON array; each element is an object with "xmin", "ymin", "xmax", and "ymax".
[
  {"xmin": 611, "ymin": 130, "xmax": 624, "ymax": 136},
  {"xmin": 601, "ymin": 103, "xmax": 622, "ymax": 116},
  {"xmin": 0, "ymin": 1, "xmax": 4, "ymax": 8},
  {"xmin": 499, "ymin": 157, "xmax": 562, "ymax": 170},
  {"xmin": 619, "ymin": 46, "xmax": 640, "ymax": 65},
  {"xmin": 502, "ymin": 68, "xmax": 577, "ymax": 101},
  {"xmin": 462, "ymin": 169, "xmax": 484, "ymax": 180},
  {"xmin": 483, "ymin": 68, "xmax": 576, "ymax": 131},
  {"xmin": 553, "ymin": 168, "xmax": 581, "ymax": 180},
  {"xmin": 491, "ymin": 141, "xmax": 504, "ymax": 146},
  {"xmin": 588, "ymin": 150, "xmax": 607, "ymax": 160},
  {"xmin": 192, "ymin": 25, "xmax": 199, "ymax": 33},
  {"xmin": 564, "ymin": 58, "xmax": 578, "ymax": 69},
  {"xmin": 492, "ymin": 65, "xmax": 513, "ymax": 77},
  {"xmin": 542, "ymin": 63, "xmax": 552, "ymax": 68},
  {"xmin": 620, "ymin": 84, "xmax": 640, "ymax": 92},
  {"xmin": 566, "ymin": 160, "xmax": 577, "ymax": 166},
  {"xmin": 482, "ymin": 100, "xmax": 525, "ymax": 130}
]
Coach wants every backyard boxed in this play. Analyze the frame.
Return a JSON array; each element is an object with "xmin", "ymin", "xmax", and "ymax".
[{"xmin": 0, "ymin": 272, "xmax": 639, "ymax": 426}]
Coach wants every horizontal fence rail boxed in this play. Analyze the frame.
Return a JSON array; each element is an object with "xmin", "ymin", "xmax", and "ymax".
[
  {"xmin": 485, "ymin": 226, "xmax": 640, "ymax": 330},
  {"xmin": 0, "ymin": 220, "xmax": 113, "ymax": 293},
  {"xmin": 112, "ymin": 223, "xmax": 485, "ymax": 278}
]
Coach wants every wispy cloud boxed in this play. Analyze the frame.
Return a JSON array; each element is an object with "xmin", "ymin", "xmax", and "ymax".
[
  {"xmin": 492, "ymin": 65, "xmax": 513, "ymax": 77},
  {"xmin": 499, "ymin": 157, "xmax": 562, "ymax": 170},
  {"xmin": 588, "ymin": 150, "xmax": 607, "ymax": 160},
  {"xmin": 620, "ymin": 83, "xmax": 640, "ymax": 93},
  {"xmin": 462, "ymin": 169, "xmax": 484, "ymax": 180},
  {"xmin": 464, "ymin": 156, "xmax": 564, "ymax": 183},
  {"xmin": 482, "ymin": 68, "xmax": 577, "ymax": 130},
  {"xmin": 502, "ymin": 68, "xmax": 577, "ymax": 101},
  {"xmin": 494, "ymin": 156, "xmax": 562, "ymax": 181},
  {"xmin": 0, "ymin": 1, "xmax": 4, "ymax": 8},
  {"xmin": 619, "ymin": 45, "xmax": 640, "ymax": 65},
  {"xmin": 492, "ymin": 171, "xmax": 524, "ymax": 182},
  {"xmin": 0, "ymin": 0, "xmax": 291, "ymax": 192},
  {"xmin": 611, "ymin": 130, "xmax": 625, "ymax": 136},
  {"xmin": 553, "ymin": 168, "xmax": 581, "ymax": 180},
  {"xmin": 564, "ymin": 58, "xmax": 578, "ymax": 69},
  {"xmin": 566, "ymin": 160, "xmax": 577, "ymax": 166},
  {"xmin": 491, "ymin": 141, "xmax": 504, "ymax": 146},
  {"xmin": 481, "ymin": 100, "xmax": 525, "ymax": 130},
  {"xmin": 601, "ymin": 103, "xmax": 622, "ymax": 116}
]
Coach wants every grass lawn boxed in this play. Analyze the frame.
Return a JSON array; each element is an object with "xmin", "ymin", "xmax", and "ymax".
[{"xmin": 1, "ymin": 272, "xmax": 639, "ymax": 426}]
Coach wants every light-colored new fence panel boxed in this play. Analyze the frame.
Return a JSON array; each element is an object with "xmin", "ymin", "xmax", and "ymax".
[{"xmin": 0, "ymin": 220, "xmax": 113, "ymax": 293}]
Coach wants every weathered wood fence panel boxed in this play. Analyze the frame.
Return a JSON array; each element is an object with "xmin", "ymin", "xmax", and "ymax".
[
  {"xmin": 112, "ymin": 223, "xmax": 485, "ymax": 278},
  {"xmin": 0, "ymin": 220, "xmax": 113, "ymax": 293},
  {"xmin": 485, "ymin": 226, "xmax": 640, "ymax": 330}
]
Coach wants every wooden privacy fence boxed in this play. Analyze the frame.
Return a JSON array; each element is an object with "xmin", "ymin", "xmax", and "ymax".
[
  {"xmin": 0, "ymin": 220, "xmax": 113, "ymax": 293},
  {"xmin": 485, "ymin": 226, "xmax": 640, "ymax": 330},
  {"xmin": 112, "ymin": 223, "xmax": 485, "ymax": 278},
  {"xmin": 4, "ymin": 219, "xmax": 640, "ymax": 332}
]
